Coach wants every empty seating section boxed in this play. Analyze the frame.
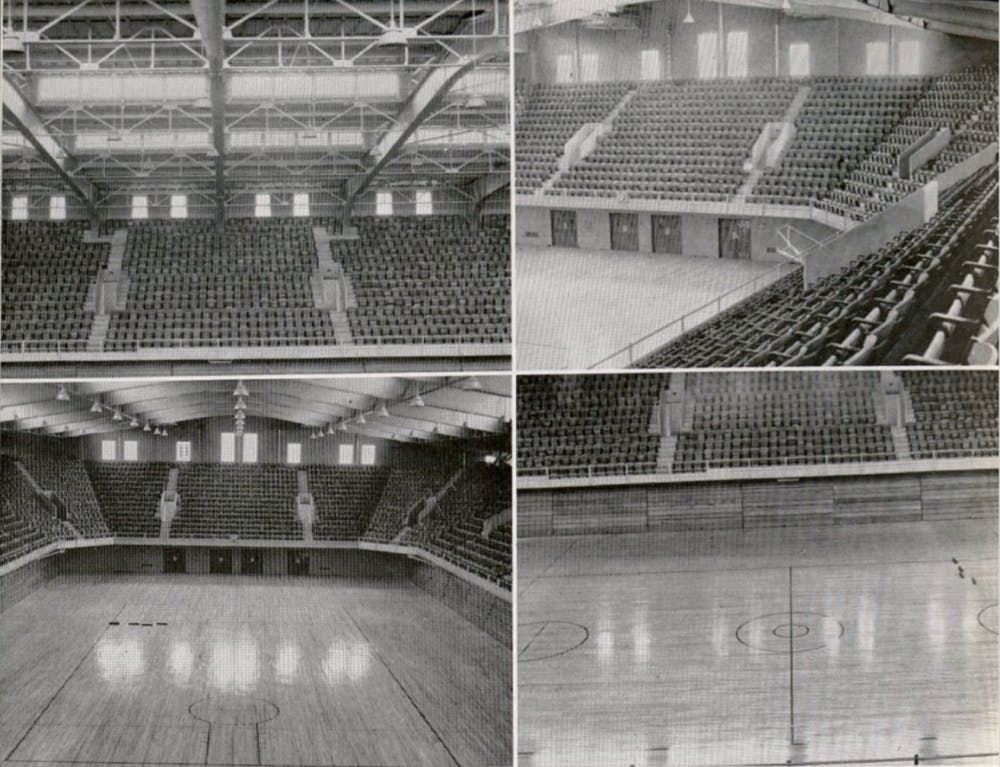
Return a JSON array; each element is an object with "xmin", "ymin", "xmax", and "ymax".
[
  {"xmin": 402, "ymin": 465, "xmax": 512, "ymax": 586},
  {"xmin": 673, "ymin": 373, "xmax": 894, "ymax": 472},
  {"xmin": 361, "ymin": 460, "xmax": 459, "ymax": 542},
  {"xmin": 1, "ymin": 222, "xmax": 109, "ymax": 352},
  {"xmin": 902, "ymin": 371, "xmax": 997, "ymax": 459},
  {"xmin": 307, "ymin": 467, "xmax": 388, "ymax": 540},
  {"xmin": 85, "ymin": 463, "xmax": 172, "ymax": 537},
  {"xmin": 518, "ymin": 374, "xmax": 670, "ymax": 476},
  {"xmin": 634, "ymin": 166, "xmax": 999, "ymax": 367},
  {"xmin": 19, "ymin": 455, "xmax": 109, "ymax": 537},
  {"xmin": 827, "ymin": 66, "xmax": 997, "ymax": 219},
  {"xmin": 0, "ymin": 456, "xmax": 64, "ymax": 563},
  {"xmin": 515, "ymin": 82, "xmax": 632, "ymax": 192},
  {"xmin": 337, "ymin": 215, "xmax": 510, "ymax": 344},
  {"xmin": 173, "ymin": 465, "xmax": 299, "ymax": 539},
  {"xmin": 751, "ymin": 77, "xmax": 927, "ymax": 207},
  {"xmin": 107, "ymin": 220, "xmax": 336, "ymax": 349},
  {"xmin": 553, "ymin": 79, "xmax": 799, "ymax": 201}
]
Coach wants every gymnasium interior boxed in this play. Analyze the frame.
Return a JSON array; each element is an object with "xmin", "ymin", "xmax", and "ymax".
[
  {"xmin": 513, "ymin": 0, "xmax": 998, "ymax": 369},
  {"xmin": 1, "ymin": 0, "xmax": 511, "ymax": 376},
  {"xmin": 0, "ymin": 376, "xmax": 512, "ymax": 767},
  {"xmin": 516, "ymin": 368, "xmax": 998, "ymax": 765}
]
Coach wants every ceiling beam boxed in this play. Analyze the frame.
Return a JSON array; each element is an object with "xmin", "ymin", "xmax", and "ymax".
[
  {"xmin": 190, "ymin": 0, "xmax": 227, "ymax": 227},
  {"xmin": 342, "ymin": 39, "xmax": 506, "ymax": 220},
  {"xmin": 1, "ymin": 76, "xmax": 97, "ymax": 219}
]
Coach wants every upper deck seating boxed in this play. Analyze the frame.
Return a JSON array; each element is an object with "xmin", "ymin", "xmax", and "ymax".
[
  {"xmin": 1, "ymin": 222, "xmax": 109, "ymax": 352},
  {"xmin": 901, "ymin": 371, "xmax": 997, "ymax": 459}
]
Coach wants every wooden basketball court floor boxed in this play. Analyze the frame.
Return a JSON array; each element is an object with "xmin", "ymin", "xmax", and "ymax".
[
  {"xmin": 0, "ymin": 573, "xmax": 512, "ymax": 767},
  {"xmin": 517, "ymin": 519, "xmax": 998, "ymax": 767},
  {"xmin": 515, "ymin": 245, "xmax": 781, "ymax": 370}
]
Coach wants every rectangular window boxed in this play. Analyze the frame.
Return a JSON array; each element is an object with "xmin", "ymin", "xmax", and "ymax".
[
  {"xmin": 725, "ymin": 31, "xmax": 749, "ymax": 78},
  {"xmin": 556, "ymin": 53, "xmax": 574, "ymax": 83},
  {"xmin": 292, "ymin": 193, "xmax": 310, "ymax": 217},
  {"xmin": 131, "ymin": 195, "xmax": 149, "ymax": 220},
  {"xmin": 338, "ymin": 444, "xmax": 354, "ymax": 465},
  {"xmin": 697, "ymin": 33, "xmax": 719, "ymax": 79},
  {"xmin": 170, "ymin": 194, "xmax": 188, "ymax": 219},
  {"xmin": 580, "ymin": 53, "xmax": 600, "ymax": 83},
  {"xmin": 360, "ymin": 444, "xmax": 376, "ymax": 466},
  {"xmin": 415, "ymin": 190, "xmax": 433, "ymax": 216},
  {"xmin": 640, "ymin": 49, "xmax": 661, "ymax": 81},
  {"xmin": 101, "ymin": 440, "xmax": 116, "ymax": 461},
  {"xmin": 220, "ymin": 432, "xmax": 235, "ymax": 463},
  {"xmin": 897, "ymin": 40, "xmax": 921, "ymax": 75},
  {"xmin": 866, "ymin": 41, "xmax": 889, "ymax": 76},
  {"xmin": 176, "ymin": 441, "xmax": 192, "ymax": 463},
  {"xmin": 11, "ymin": 195, "xmax": 28, "ymax": 220},
  {"xmin": 375, "ymin": 191, "xmax": 393, "ymax": 216},
  {"xmin": 287, "ymin": 442, "xmax": 302, "ymax": 465},
  {"xmin": 123, "ymin": 440, "xmax": 138, "ymax": 462},
  {"xmin": 789, "ymin": 43, "xmax": 810, "ymax": 78},
  {"xmin": 50, "ymin": 195, "xmax": 67, "ymax": 221},
  {"xmin": 254, "ymin": 193, "xmax": 271, "ymax": 218},
  {"xmin": 242, "ymin": 433, "xmax": 258, "ymax": 464}
]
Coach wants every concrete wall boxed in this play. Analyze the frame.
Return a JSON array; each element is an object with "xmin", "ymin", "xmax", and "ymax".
[
  {"xmin": 518, "ymin": 470, "xmax": 998, "ymax": 537},
  {"xmin": 408, "ymin": 560, "xmax": 512, "ymax": 646}
]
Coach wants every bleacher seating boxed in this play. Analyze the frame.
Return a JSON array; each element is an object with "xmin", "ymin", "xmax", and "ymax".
[
  {"xmin": 401, "ymin": 464, "xmax": 512, "ymax": 587},
  {"xmin": 85, "ymin": 462, "xmax": 172, "ymax": 537},
  {"xmin": 172, "ymin": 465, "xmax": 300, "ymax": 539},
  {"xmin": 673, "ymin": 372, "xmax": 895, "ymax": 472},
  {"xmin": 902, "ymin": 371, "xmax": 997, "ymax": 460},
  {"xmin": 515, "ymin": 82, "xmax": 632, "ymax": 193},
  {"xmin": 634, "ymin": 164, "xmax": 998, "ymax": 367},
  {"xmin": 517, "ymin": 374, "xmax": 670, "ymax": 476},
  {"xmin": 362, "ymin": 460, "xmax": 460, "ymax": 542},
  {"xmin": 107, "ymin": 219, "xmax": 337, "ymax": 350},
  {"xmin": 19, "ymin": 454, "xmax": 109, "ymax": 538},
  {"xmin": 825, "ymin": 65, "xmax": 997, "ymax": 219},
  {"xmin": 552, "ymin": 79, "xmax": 799, "ymax": 201},
  {"xmin": 751, "ymin": 77, "xmax": 927, "ymax": 207},
  {"xmin": 336, "ymin": 215, "xmax": 510, "ymax": 344},
  {"xmin": 307, "ymin": 466, "xmax": 388, "ymax": 540},
  {"xmin": 1, "ymin": 222, "xmax": 109, "ymax": 352},
  {"xmin": 0, "ymin": 456, "xmax": 64, "ymax": 564}
]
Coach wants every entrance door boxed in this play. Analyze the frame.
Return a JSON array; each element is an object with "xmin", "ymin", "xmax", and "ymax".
[
  {"xmin": 163, "ymin": 547, "xmax": 185, "ymax": 574},
  {"xmin": 241, "ymin": 548, "xmax": 263, "ymax": 575},
  {"xmin": 550, "ymin": 210, "xmax": 578, "ymax": 247},
  {"xmin": 209, "ymin": 548, "xmax": 232, "ymax": 574},
  {"xmin": 288, "ymin": 550, "xmax": 310, "ymax": 576},
  {"xmin": 719, "ymin": 218, "xmax": 752, "ymax": 259},
  {"xmin": 610, "ymin": 212, "xmax": 639, "ymax": 251},
  {"xmin": 652, "ymin": 214, "xmax": 682, "ymax": 254}
]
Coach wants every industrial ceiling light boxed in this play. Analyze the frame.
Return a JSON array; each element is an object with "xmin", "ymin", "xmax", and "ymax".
[
  {"xmin": 377, "ymin": 404, "xmax": 390, "ymax": 418},
  {"xmin": 154, "ymin": 426, "xmax": 162, "ymax": 435},
  {"xmin": 143, "ymin": 422, "xmax": 152, "ymax": 432},
  {"xmin": 683, "ymin": 0, "xmax": 695, "ymax": 24},
  {"xmin": 234, "ymin": 397, "xmax": 247, "ymax": 411},
  {"xmin": 410, "ymin": 394, "xmax": 425, "ymax": 407},
  {"xmin": 782, "ymin": 0, "xmax": 792, "ymax": 10},
  {"xmin": 56, "ymin": 385, "xmax": 71, "ymax": 401},
  {"xmin": 356, "ymin": 412, "xmax": 367, "ymax": 424},
  {"xmin": 326, "ymin": 423, "xmax": 335, "ymax": 435},
  {"xmin": 233, "ymin": 381, "xmax": 249, "ymax": 397},
  {"xmin": 465, "ymin": 94, "xmax": 488, "ymax": 109},
  {"xmin": 310, "ymin": 431, "xmax": 318, "ymax": 439},
  {"xmin": 111, "ymin": 409, "xmax": 123, "ymax": 422},
  {"xmin": 90, "ymin": 401, "xmax": 103, "ymax": 413},
  {"xmin": 129, "ymin": 417, "xmax": 139, "ymax": 428},
  {"xmin": 161, "ymin": 427, "xmax": 168, "ymax": 437}
]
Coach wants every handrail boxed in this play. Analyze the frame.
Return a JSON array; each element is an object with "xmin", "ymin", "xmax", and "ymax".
[
  {"xmin": 519, "ymin": 447, "xmax": 994, "ymax": 479},
  {"xmin": 589, "ymin": 260, "xmax": 801, "ymax": 369}
]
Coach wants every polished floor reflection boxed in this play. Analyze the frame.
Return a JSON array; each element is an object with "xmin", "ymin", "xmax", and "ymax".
[
  {"xmin": 518, "ymin": 519, "xmax": 998, "ymax": 767},
  {"xmin": 1, "ymin": 574, "xmax": 511, "ymax": 767}
]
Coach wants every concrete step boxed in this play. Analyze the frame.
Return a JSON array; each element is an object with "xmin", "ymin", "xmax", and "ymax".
[
  {"xmin": 330, "ymin": 311, "xmax": 353, "ymax": 345},
  {"xmin": 657, "ymin": 435, "xmax": 676, "ymax": 473},
  {"xmin": 890, "ymin": 425, "xmax": 912, "ymax": 461},
  {"xmin": 86, "ymin": 314, "xmax": 110, "ymax": 352}
]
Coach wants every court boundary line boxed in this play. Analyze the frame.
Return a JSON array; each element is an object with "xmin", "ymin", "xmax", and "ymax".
[
  {"xmin": 341, "ymin": 607, "xmax": 461, "ymax": 767},
  {"xmin": 519, "ymin": 555, "xmax": 999, "ymax": 581},
  {"xmin": 788, "ymin": 566, "xmax": 795, "ymax": 746},
  {"xmin": 3, "ymin": 760, "xmax": 400, "ymax": 767},
  {"xmin": 4, "ymin": 603, "xmax": 128, "ymax": 763}
]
